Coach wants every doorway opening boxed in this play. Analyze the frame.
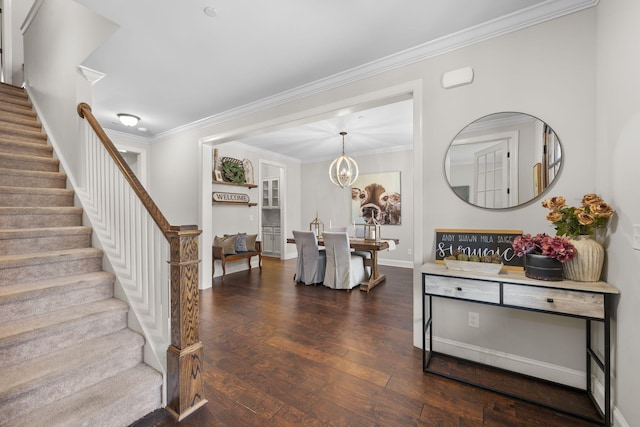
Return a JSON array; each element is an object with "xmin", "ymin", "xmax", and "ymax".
[
  {"xmin": 199, "ymin": 81, "xmax": 423, "ymax": 296},
  {"xmin": 259, "ymin": 160, "xmax": 285, "ymax": 258}
]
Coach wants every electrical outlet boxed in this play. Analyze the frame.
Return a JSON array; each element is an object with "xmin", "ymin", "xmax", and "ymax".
[
  {"xmin": 249, "ymin": 214, "xmax": 254, "ymax": 221},
  {"xmin": 408, "ymin": 248, "xmax": 413, "ymax": 255},
  {"xmin": 468, "ymin": 312, "xmax": 479, "ymax": 328}
]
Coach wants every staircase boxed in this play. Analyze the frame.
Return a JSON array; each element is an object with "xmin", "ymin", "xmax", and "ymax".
[{"xmin": 0, "ymin": 83, "xmax": 162, "ymax": 426}]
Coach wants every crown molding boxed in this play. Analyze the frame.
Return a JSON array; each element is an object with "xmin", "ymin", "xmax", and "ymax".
[
  {"xmin": 231, "ymin": 141, "xmax": 302, "ymax": 165},
  {"xmin": 104, "ymin": 128, "xmax": 154, "ymax": 144},
  {"xmin": 153, "ymin": 0, "xmax": 597, "ymax": 140}
]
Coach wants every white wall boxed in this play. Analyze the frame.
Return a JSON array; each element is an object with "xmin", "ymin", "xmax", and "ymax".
[
  {"xmin": 299, "ymin": 148, "xmax": 414, "ymax": 267},
  {"xmin": 106, "ymin": 130, "xmax": 150, "ymax": 188},
  {"xmin": 18, "ymin": 1, "xmax": 637, "ymax": 423},
  {"xmin": 2, "ymin": 0, "xmax": 35, "ymax": 85},
  {"xmin": 418, "ymin": 9, "xmax": 596, "ymax": 378},
  {"xmin": 150, "ymin": 7, "xmax": 596, "ymax": 368},
  {"xmin": 144, "ymin": 5, "xmax": 636, "ymax": 424},
  {"xmin": 596, "ymin": 1, "xmax": 640, "ymax": 425},
  {"xmin": 22, "ymin": 0, "xmax": 117, "ymax": 183}
]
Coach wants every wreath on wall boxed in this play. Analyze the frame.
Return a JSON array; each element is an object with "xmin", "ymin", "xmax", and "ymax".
[{"xmin": 221, "ymin": 157, "xmax": 246, "ymax": 184}]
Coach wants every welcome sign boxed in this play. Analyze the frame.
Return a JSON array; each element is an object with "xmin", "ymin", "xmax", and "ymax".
[
  {"xmin": 212, "ymin": 192, "xmax": 250, "ymax": 203},
  {"xmin": 434, "ymin": 229, "xmax": 524, "ymax": 269}
]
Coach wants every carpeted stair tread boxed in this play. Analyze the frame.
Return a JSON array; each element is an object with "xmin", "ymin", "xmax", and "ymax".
[
  {"xmin": 0, "ymin": 271, "xmax": 112, "ymax": 301},
  {"xmin": 0, "ymin": 108, "xmax": 40, "ymax": 123},
  {"xmin": 0, "ymin": 139, "xmax": 52, "ymax": 157},
  {"xmin": 0, "ymin": 126, "xmax": 47, "ymax": 142},
  {"xmin": 0, "ymin": 118, "xmax": 42, "ymax": 133},
  {"xmin": 0, "ymin": 152, "xmax": 59, "ymax": 172},
  {"xmin": 0, "ymin": 167, "xmax": 66, "ymax": 188},
  {"xmin": 3, "ymin": 364, "xmax": 162, "ymax": 427},
  {"xmin": 0, "ymin": 186, "xmax": 74, "ymax": 208},
  {"xmin": 0, "ymin": 247, "xmax": 102, "ymax": 269},
  {"xmin": 0, "ymin": 100, "xmax": 34, "ymax": 117},
  {"xmin": 0, "ymin": 185, "xmax": 71, "ymax": 196},
  {"xmin": 0, "ymin": 109, "xmax": 39, "ymax": 124},
  {"xmin": 0, "ymin": 271, "xmax": 114, "ymax": 322},
  {"xmin": 0, "ymin": 226, "xmax": 92, "ymax": 255},
  {"xmin": 0, "ymin": 86, "xmax": 162, "ymax": 425},
  {"xmin": 0, "ymin": 206, "xmax": 82, "ymax": 228},
  {"xmin": 0, "ymin": 247, "xmax": 103, "ymax": 286},
  {"xmin": 0, "ymin": 132, "xmax": 46, "ymax": 145},
  {"xmin": 0, "ymin": 329, "xmax": 143, "ymax": 403},
  {"xmin": 0, "ymin": 225, "xmax": 91, "ymax": 240},
  {"xmin": 0, "ymin": 83, "xmax": 28, "ymax": 99},
  {"xmin": 0, "ymin": 298, "xmax": 127, "ymax": 349}
]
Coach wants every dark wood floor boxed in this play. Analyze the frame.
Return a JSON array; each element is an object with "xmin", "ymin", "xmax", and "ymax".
[{"xmin": 132, "ymin": 257, "xmax": 598, "ymax": 426}]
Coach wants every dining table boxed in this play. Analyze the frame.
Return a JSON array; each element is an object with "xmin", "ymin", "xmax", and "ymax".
[{"xmin": 286, "ymin": 236, "xmax": 399, "ymax": 292}]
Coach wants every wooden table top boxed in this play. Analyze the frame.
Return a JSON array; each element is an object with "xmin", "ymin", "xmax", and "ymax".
[{"xmin": 287, "ymin": 237, "xmax": 399, "ymax": 251}]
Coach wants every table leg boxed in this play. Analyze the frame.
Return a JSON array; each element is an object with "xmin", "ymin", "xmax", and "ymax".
[{"xmin": 360, "ymin": 249, "xmax": 386, "ymax": 292}]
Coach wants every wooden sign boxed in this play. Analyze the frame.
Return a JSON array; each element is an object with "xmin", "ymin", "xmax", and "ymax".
[
  {"xmin": 434, "ymin": 228, "xmax": 524, "ymax": 269},
  {"xmin": 212, "ymin": 192, "xmax": 250, "ymax": 203}
]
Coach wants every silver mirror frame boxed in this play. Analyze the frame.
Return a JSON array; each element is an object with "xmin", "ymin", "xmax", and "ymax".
[{"xmin": 444, "ymin": 112, "xmax": 563, "ymax": 209}]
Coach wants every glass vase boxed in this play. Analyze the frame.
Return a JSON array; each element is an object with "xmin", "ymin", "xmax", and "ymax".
[{"xmin": 562, "ymin": 235, "xmax": 605, "ymax": 282}]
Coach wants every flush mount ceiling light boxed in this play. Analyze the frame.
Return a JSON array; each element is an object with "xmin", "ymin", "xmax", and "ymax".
[
  {"xmin": 117, "ymin": 113, "xmax": 140, "ymax": 127},
  {"xmin": 329, "ymin": 131, "xmax": 359, "ymax": 188}
]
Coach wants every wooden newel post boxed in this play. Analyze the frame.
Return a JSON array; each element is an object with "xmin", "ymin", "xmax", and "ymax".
[{"xmin": 165, "ymin": 225, "xmax": 208, "ymax": 420}]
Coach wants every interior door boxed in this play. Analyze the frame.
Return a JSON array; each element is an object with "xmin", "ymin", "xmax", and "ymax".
[{"xmin": 473, "ymin": 140, "xmax": 509, "ymax": 208}]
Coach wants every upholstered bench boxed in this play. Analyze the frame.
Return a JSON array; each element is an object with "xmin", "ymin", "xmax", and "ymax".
[{"xmin": 212, "ymin": 233, "xmax": 262, "ymax": 280}]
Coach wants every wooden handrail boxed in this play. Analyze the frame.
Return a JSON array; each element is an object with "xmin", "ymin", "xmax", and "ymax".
[
  {"xmin": 77, "ymin": 102, "xmax": 207, "ymax": 419},
  {"xmin": 77, "ymin": 102, "xmax": 171, "ymax": 235}
]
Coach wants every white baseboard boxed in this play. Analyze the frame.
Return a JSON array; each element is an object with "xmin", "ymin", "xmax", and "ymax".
[
  {"xmin": 591, "ymin": 375, "xmax": 630, "ymax": 427},
  {"xmin": 427, "ymin": 337, "xmax": 631, "ymax": 426},
  {"xmin": 613, "ymin": 407, "xmax": 631, "ymax": 427},
  {"xmin": 429, "ymin": 336, "xmax": 585, "ymax": 388},
  {"xmin": 378, "ymin": 258, "xmax": 413, "ymax": 269}
]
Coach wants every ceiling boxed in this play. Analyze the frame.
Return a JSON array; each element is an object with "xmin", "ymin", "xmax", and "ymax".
[{"xmin": 75, "ymin": 0, "xmax": 595, "ymax": 161}]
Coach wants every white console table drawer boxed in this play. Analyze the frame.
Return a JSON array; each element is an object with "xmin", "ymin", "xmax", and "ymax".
[
  {"xmin": 503, "ymin": 284, "xmax": 605, "ymax": 319},
  {"xmin": 424, "ymin": 275, "xmax": 500, "ymax": 304}
]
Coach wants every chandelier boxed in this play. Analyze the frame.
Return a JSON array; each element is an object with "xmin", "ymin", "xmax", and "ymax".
[{"xmin": 329, "ymin": 131, "xmax": 359, "ymax": 188}]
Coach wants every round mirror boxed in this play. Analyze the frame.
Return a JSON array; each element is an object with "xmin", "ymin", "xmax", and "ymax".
[{"xmin": 444, "ymin": 112, "xmax": 562, "ymax": 209}]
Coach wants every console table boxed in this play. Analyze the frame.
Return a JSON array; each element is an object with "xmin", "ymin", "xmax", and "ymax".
[{"xmin": 421, "ymin": 262, "xmax": 619, "ymax": 426}]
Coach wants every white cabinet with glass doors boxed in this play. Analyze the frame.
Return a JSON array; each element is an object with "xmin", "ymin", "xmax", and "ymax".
[{"xmin": 261, "ymin": 178, "xmax": 280, "ymax": 209}]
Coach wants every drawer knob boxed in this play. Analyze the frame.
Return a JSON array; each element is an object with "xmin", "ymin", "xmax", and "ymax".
[
  {"xmin": 456, "ymin": 287, "xmax": 463, "ymax": 291},
  {"xmin": 546, "ymin": 298, "xmax": 554, "ymax": 303}
]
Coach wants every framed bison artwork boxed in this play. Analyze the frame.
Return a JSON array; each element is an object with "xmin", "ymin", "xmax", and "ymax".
[{"xmin": 351, "ymin": 172, "xmax": 401, "ymax": 225}]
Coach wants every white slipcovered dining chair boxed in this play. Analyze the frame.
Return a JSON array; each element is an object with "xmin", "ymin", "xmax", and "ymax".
[
  {"xmin": 322, "ymin": 231, "xmax": 369, "ymax": 290},
  {"xmin": 292, "ymin": 230, "xmax": 326, "ymax": 285}
]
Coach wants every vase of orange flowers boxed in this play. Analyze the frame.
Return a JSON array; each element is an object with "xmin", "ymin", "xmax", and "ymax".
[{"xmin": 542, "ymin": 194, "xmax": 614, "ymax": 282}]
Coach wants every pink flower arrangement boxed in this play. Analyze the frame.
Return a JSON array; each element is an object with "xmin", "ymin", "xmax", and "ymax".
[{"xmin": 512, "ymin": 233, "xmax": 576, "ymax": 263}]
